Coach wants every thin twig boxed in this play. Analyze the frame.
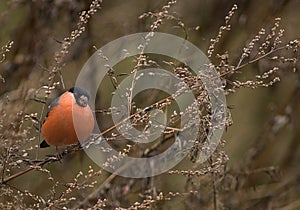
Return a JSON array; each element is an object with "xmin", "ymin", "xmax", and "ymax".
[
  {"xmin": 71, "ymin": 161, "xmax": 131, "ymax": 209},
  {"xmin": 1, "ymin": 145, "xmax": 80, "ymax": 185}
]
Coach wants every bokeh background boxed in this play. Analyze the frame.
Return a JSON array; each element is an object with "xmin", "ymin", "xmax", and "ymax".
[{"xmin": 0, "ymin": 0, "xmax": 299, "ymax": 209}]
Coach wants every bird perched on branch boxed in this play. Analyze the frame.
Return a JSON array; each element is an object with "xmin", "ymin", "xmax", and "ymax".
[{"xmin": 40, "ymin": 87, "xmax": 94, "ymax": 148}]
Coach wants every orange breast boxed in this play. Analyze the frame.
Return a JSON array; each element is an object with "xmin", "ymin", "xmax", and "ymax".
[{"xmin": 41, "ymin": 92, "xmax": 94, "ymax": 146}]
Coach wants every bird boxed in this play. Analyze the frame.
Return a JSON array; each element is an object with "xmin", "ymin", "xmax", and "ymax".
[{"xmin": 40, "ymin": 86, "xmax": 94, "ymax": 148}]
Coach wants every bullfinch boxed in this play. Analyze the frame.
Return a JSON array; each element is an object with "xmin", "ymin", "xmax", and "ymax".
[{"xmin": 40, "ymin": 87, "xmax": 94, "ymax": 148}]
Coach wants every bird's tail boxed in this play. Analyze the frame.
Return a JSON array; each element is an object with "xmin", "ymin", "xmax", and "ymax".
[{"xmin": 40, "ymin": 140, "xmax": 50, "ymax": 148}]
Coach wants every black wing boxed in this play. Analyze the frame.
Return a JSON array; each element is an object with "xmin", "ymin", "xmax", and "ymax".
[
  {"xmin": 45, "ymin": 96, "xmax": 60, "ymax": 118},
  {"xmin": 40, "ymin": 140, "xmax": 50, "ymax": 148},
  {"xmin": 40, "ymin": 95, "xmax": 61, "ymax": 148}
]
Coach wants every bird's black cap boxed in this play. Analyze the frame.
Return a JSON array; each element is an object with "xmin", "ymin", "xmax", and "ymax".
[{"xmin": 68, "ymin": 87, "xmax": 91, "ymax": 100}]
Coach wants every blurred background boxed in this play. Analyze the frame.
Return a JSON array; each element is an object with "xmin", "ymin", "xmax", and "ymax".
[{"xmin": 0, "ymin": 0, "xmax": 299, "ymax": 209}]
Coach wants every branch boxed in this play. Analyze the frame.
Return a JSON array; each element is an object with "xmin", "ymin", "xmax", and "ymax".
[{"xmin": 1, "ymin": 144, "xmax": 81, "ymax": 185}]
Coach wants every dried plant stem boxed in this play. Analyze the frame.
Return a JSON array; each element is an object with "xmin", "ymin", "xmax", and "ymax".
[
  {"xmin": 212, "ymin": 173, "xmax": 217, "ymax": 210},
  {"xmin": 221, "ymin": 40, "xmax": 299, "ymax": 78},
  {"xmin": 71, "ymin": 163, "xmax": 130, "ymax": 209},
  {"xmin": 1, "ymin": 145, "xmax": 80, "ymax": 185},
  {"xmin": 1, "ymin": 159, "xmax": 51, "ymax": 184}
]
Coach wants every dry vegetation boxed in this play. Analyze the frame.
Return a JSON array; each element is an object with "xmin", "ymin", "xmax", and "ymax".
[{"xmin": 0, "ymin": 0, "xmax": 300, "ymax": 209}]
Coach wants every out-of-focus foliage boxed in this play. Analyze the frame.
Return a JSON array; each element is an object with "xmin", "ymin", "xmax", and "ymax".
[{"xmin": 0, "ymin": 0, "xmax": 299, "ymax": 209}]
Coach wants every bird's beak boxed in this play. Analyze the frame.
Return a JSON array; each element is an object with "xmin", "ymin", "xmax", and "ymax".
[{"xmin": 79, "ymin": 95, "xmax": 88, "ymax": 107}]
